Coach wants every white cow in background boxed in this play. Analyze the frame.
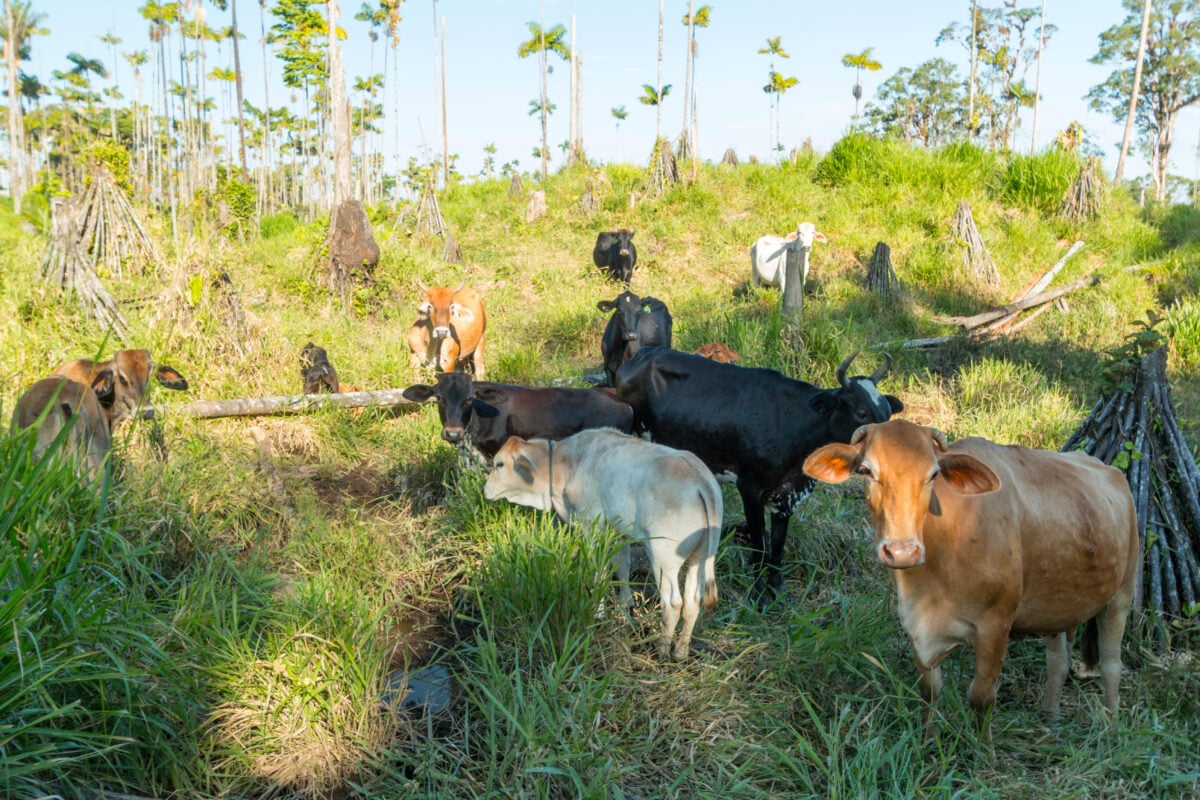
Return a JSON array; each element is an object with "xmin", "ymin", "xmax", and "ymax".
[
  {"xmin": 751, "ymin": 221, "xmax": 826, "ymax": 294},
  {"xmin": 483, "ymin": 428, "xmax": 722, "ymax": 661}
]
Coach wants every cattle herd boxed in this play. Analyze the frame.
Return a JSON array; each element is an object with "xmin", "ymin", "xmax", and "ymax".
[{"xmin": 8, "ymin": 225, "xmax": 1142, "ymax": 741}]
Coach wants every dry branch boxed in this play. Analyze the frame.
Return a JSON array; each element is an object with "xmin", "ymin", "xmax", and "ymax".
[
  {"xmin": 137, "ymin": 389, "xmax": 422, "ymax": 421},
  {"xmin": 1061, "ymin": 157, "xmax": 1106, "ymax": 223},
  {"xmin": 951, "ymin": 200, "xmax": 999, "ymax": 289},
  {"xmin": 934, "ymin": 273, "xmax": 1100, "ymax": 329}
]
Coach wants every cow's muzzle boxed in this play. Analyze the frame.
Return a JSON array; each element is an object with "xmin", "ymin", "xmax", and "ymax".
[
  {"xmin": 433, "ymin": 326, "xmax": 451, "ymax": 338},
  {"xmin": 624, "ymin": 331, "xmax": 639, "ymax": 341},
  {"xmin": 441, "ymin": 427, "xmax": 464, "ymax": 443},
  {"xmin": 877, "ymin": 539, "xmax": 925, "ymax": 569},
  {"xmin": 618, "ymin": 248, "xmax": 630, "ymax": 257}
]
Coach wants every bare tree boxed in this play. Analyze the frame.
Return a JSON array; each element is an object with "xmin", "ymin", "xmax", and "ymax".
[{"xmin": 1115, "ymin": 0, "xmax": 1152, "ymax": 184}]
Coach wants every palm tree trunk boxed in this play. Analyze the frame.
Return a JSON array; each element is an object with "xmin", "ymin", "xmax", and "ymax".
[
  {"xmin": 968, "ymin": 0, "xmax": 978, "ymax": 141},
  {"xmin": 5, "ymin": 0, "xmax": 24, "ymax": 214},
  {"xmin": 440, "ymin": 13, "xmax": 448, "ymax": 186},
  {"xmin": 1030, "ymin": 0, "xmax": 1046, "ymax": 154},
  {"xmin": 538, "ymin": 1, "xmax": 548, "ymax": 179},
  {"xmin": 655, "ymin": 0, "xmax": 663, "ymax": 143},
  {"xmin": 328, "ymin": 0, "xmax": 351, "ymax": 207},
  {"xmin": 681, "ymin": 0, "xmax": 694, "ymax": 157},
  {"xmin": 1115, "ymin": 0, "xmax": 1152, "ymax": 184},
  {"xmin": 231, "ymin": 0, "xmax": 249, "ymax": 177}
]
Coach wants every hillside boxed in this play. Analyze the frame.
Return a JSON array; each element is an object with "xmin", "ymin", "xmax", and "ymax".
[{"xmin": 2, "ymin": 141, "xmax": 1199, "ymax": 799}]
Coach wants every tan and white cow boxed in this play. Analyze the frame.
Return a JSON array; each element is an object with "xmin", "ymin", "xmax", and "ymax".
[
  {"xmin": 53, "ymin": 349, "xmax": 189, "ymax": 427},
  {"xmin": 484, "ymin": 428, "xmax": 722, "ymax": 660},
  {"xmin": 803, "ymin": 419, "xmax": 1138, "ymax": 741},
  {"xmin": 11, "ymin": 375, "xmax": 113, "ymax": 480},
  {"xmin": 406, "ymin": 281, "xmax": 487, "ymax": 378}
]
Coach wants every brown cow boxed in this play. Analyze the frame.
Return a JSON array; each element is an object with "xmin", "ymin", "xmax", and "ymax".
[
  {"xmin": 11, "ymin": 375, "xmax": 113, "ymax": 480},
  {"xmin": 53, "ymin": 349, "xmax": 188, "ymax": 427},
  {"xmin": 300, "ymin": 342, "xmax": 340, "ymax": 394},
  {"xmin": 406, "ymin": 281, "xmax": 487, "ymax": 378},
  {"xmin": 803, "ymin": 419, "xmax": 1137, "ymax": 741},
  {"xmin": 693, "ymin": 342, "xmax": 741, "ymax": 364}
]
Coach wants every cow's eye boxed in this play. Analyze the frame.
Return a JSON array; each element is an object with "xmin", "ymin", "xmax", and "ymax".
[
  {"xmin": 494, "ymin": 460, "xmax": 504, "ymax": 469},
  {"xmin": 856, "ymin": 465, "xmax": 874, "ymax": 478}
]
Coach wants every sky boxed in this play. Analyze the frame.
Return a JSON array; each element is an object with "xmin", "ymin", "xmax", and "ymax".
[{"xmin": 24, "ymin": 0, "xmax": 1200, "ymax": 185}]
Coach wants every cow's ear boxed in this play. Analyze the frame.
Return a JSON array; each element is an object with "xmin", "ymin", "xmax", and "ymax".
[
  {"xmin": 155, "ymin": 364, "xmax": 189, "ymax": 391},
  {"xmin": 885, "ymin": 394, "xmax": 904, "ymax": 414},
  {"xmin": 814, "ymin": 231, "xmax": 827, "ymax": 243},
  {"xmin": 937, "ymin": 453, "xmax": 1000, "ymax": 495},
  {"xmin": 514, "ymin": 452, "xmax": 538, "ymax": 483},
  {"xmin": 803, "ymin": 444, "xmax": 858, "ymax": 484},
  {"xmin": 402, "ymin": 384, "xmax": 437, "ymax": 403},
  {"xmin": 91, "ymin": 368, "xmax": 116, "ymax": 404},
  {"xmin": 597, "ymin": 300, "xmax": 615, "ymax": 313},
  {"xmin": 450, "ymin": 303, "xmax": 474, "ymax": 322},
  {"xmin": 473, "ymin": 385, "xmax": 509, "ymax": 406},
  {"xmin": 808, "ymin": 391, "xmax": 838, "ymax": 414}
]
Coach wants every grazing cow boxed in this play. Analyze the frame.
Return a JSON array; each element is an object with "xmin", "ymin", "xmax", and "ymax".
[
  {"xmin": 406, "ymin": 281, "xmax": 487, "ymax": 378},
  {"xmin": 11, "ymin": 375, "xmax": 112, "ymax": 480},
  {"xmin": 616, "ymin": 347, "xmax": 902, "ymax": 603},
  {"xmin": 693, "ymin": 342, "xmax": 741, "ymax": 363},
  {"xmin": 401, "ymin": 371, "xmax": 634, "ymax": 462},
  {"xmin": 597, "ymin": 291, "xmax": 673, "ymax": 387},
  {"xmin": 300, "ymin": 342, "xmax": 340, "ymax": 394},
  {"xmin": 484, "ymin": 428, "xmax": 722, "ymax": 660},
  {"xmin": 751, "ymin": 221, "xmax": 826, "ymax": 295},
  {"xmin": 592, "ymin": 229, "xmax": 638, "ymax": 284},
  {"xmin": 53, "ymin": 349, "xmax": 189, "ymax": 427},
  {"xmin": 803, "ymin": 420, "xmax": 1138, "ymax": 741}
]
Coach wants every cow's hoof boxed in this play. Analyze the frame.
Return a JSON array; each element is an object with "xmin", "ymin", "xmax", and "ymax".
[{"xmin": 749, "ymin": 579, "xmax": 778, "ymax": 611}]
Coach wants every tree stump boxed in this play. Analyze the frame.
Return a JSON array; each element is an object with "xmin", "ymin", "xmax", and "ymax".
[
  {"xmin": 951, "ymin": 200, "xmax": 999, "ymax": 290},
  {"xmin": 580, "ymin": 190, "xmax": 599, "ymax": 216},
  {"xmin": 329, "ymin": 199, "xmax": 380, "ymax": 291},
  {"xmin": 1061, "ymin": 157, "xmax": 1106, "ymax": 224},
  {"xmin": 721, "ymin": 148, "xmax": 739, "ymax": 166},
  {"xmin": 646, "ymin": 138, "xmax": 680, "ymax": 197},
  {"xmin": 443, "ymin": 229, "xmax": 461, "ymax": 264},
  {"xmin": 1061, "ymin": 343, "xmax": 1200, "ymax": 643},
  {"xmin": 866, "ymin": 241, "xmax": 900, "ymax": 299},
  {"xmin": 525, "ymin": 190, "xmax": 547, "ymax": 223},
  {"xmin": 508, "ymin": 174, "xmax": 522, "ymax": 198}
]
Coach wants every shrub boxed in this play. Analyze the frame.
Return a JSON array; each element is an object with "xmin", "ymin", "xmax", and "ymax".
[
  {"xmin": 992, "ymin": 148, "xmax": 1081, "ymax": 215},
  {"xmin": 260, "ymin": 211, "xmax": 299, "ymax": 239}
]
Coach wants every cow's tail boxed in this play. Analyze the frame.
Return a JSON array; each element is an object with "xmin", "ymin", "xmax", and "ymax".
[
  {"xmin": 701, "ymin": 485, "xmax": 721, "ymax": 612},
  {"xmin": 1080, "ymin": 616, "xmax": 1100, "ymax": 671}
]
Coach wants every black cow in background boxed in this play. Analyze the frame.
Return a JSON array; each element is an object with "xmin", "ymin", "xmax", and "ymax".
[
  {"xmin": 598, "ymin": 291, "xmax": 673, "ymax": 387},
  {"xmin": 593, "ymin": 229, "xmax": 637, "ymax": 284},
  {"xmin": 301, "ymin": 342, "xmax": 340, "ymax": 394},
  {"xmin": 616, "ymin": 347, "xmax": 903, "ymax": 605},
  {"xmin": 402, "ymin": 371, "xmax": 634, "ymax": 462}
]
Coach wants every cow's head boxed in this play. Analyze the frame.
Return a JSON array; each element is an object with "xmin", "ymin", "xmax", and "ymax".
[
  {"xmin": 789, "ymin": 221, "xmax": 827, "ymax": 251},
  {"xmin": 402, "ymin": 372, "xmax": 507, "ymax": 444},
  {"xmin": 598, "ymin": 291, "xmax": 645, "ymax": 342},
  {"xmin": 808, "ymin": 350, "xmax": 904, "ymax": 443},
  {"xmin": 614, "ymin": 229, "xmax": 635, "ymax": 259},
  {"xmin": 300, "ymin": 342, "xmax": 329, "ymax": 372},
  {"xmin": 483, "ymin": 435, "xmax": 552, "ymax": 511},
  {"xmin": 804, "ymin": 419, "xmax": 1000, "ymax": 569},
  {"xmin": 416, "ymin": 280, "xmax": 474, "ymax": 339},
  {"xmin": 92, "ymin": 349, "xmax": 188, "ymax": 424}
]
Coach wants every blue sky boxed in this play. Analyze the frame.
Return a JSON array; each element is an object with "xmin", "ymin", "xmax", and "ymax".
[{"xmin": 26, "ymin": 0, "xmax": 1195, "ymax": 183}]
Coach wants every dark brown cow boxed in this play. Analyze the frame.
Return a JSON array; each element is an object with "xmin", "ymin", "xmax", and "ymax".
[
  {"xmin": 693, "ymin": 342, "xmax": 741, "ymax": 363},
  {"xmin": 53, "ymin": 349, "xmax": 189, "ymax": 427},
  {"xmin": 11, "ymin": 375, "xmax": 112, "ymax": 480},
  {"xmin": 406, "ymin": 281, "xmax": 487, "ymax": 378},
  {"xmin": 300, "ymin": 342, "xmax": 340, "ymax": 394},
  {"xmin": 803, "ymin": 419, "xmax": 1138, "ymax": 741}
]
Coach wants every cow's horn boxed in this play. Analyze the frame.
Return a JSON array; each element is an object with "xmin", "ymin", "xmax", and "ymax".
[
  {"xmin": 416, "ymin": 278, "xmax": 429, "ymax": 293},
  {"xmin": 836, "ymin": 349, "xmax": 861, "ymax": 387},
  {"xmin": 869, "ymin": 352, "xmax": 893, "ymax": 384},
  {"xmin": 850, "ymin": 425, "xmax": 871, "ymax": 445},
  {"xmin": 930, "ymin": 428, "xmax": 949, "ymax": 452},
  {"xmin": 452, "ymin": 280, "xmax": 467, "ymax": 294}
]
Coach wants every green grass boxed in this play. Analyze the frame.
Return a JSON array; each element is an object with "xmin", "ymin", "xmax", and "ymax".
[{"xmin": 2, "ymin": 136, "xmax": 1199, "ymax": 799}]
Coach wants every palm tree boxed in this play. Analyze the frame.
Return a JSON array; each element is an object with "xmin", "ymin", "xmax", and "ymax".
[
  {"xmin": 757, "ymin": 36, "xmax": 790, "ymax": 152},
  {"xmin": 210, "ymin": 0, "xmax": 249, "ymax": 177},
  {"xmin": 1115, "ymin": 0, "xmax": 1152, "ymax": 183},
  {"xmin": 763, "ymin": 70, "xmax": 798, "ymax": 153},
  {"xmin": 639, "ymin": 83, "xmax": 672, "ymax": 114},
  {"xmin": 518, "ymin": 19, "xmax": 570, "ymax": 180},
  {"xmin": 2, "ymin": 0, "xmax": 48, "ymax": 213},
  {"xmin": 679, "ymin": 3, "xmax": 711, "ymax": 159},
  {"xmin": 1005, "ymin": 79, "xmax": 1037, "ymax": 150},
  {"xmin": 841, "ymin": 47, "xmax": 882, "ymax": 125},
  {"xmin": 611, "ymin": 104, "xmax": 627, "ymax": 158}
]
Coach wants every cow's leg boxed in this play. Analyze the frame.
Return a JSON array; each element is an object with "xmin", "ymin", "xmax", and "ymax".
[
  {"xmin": 472, "ymin": 335, "xmax": 486, "ymax": 379},
  {"xmin": 656, "ymin": 564, "xmax": 683, "ymax": 660},
  {"xmin": 1042, "ymin": 632, "xmax": 1070, "ymax": 716},
  {"xmin": 766, "ymin": 509, "xmax": 790, "ymax": 591},
  {"xmin": 737, "ymin": 482, "xmax": 773, "ymax": 606},
  {"xmin": 614, "ymin": 543, "xmax": 634, "ymax": 610},
  {"xmin": 918, "ymin": 663, "xmax": 943, "ymax": 739},
  {"xmin": 673, "ymin": 559, "xmax": 702, "ymax": 661},
  {"xmin": 967, "ymin": 626, "xmax": 1010, "ymax": 744},
  {"xmin": 1094, "ymin": 596, "xmax": 1131, "ymax": 718}
]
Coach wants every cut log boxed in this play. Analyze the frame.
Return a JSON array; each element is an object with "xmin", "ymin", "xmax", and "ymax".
[
  {"xmin": 987, "ymin": 240, "xmax": 1084, "ymax": 332},
  {"xmin": 525, "ymin": 190, "xmax": 547, "ymax": 223},
  {"xmin": 935, "ymin": 273, "xmax": 1100, "ymax": 329},
  {"xmin": 137, "ymin": 389, "xmax": 422, "ymax": 420}
]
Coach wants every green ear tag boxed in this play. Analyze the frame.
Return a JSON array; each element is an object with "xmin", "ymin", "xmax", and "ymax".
[{"xmin": 642, "ymin": 304, "xmax": 651, "ymax": 313}]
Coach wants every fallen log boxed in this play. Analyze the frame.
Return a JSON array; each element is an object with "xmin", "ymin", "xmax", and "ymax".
[
  {"xmin": 137, "ymin": 389, "xmax": 422, "ymax": 420},
  {"xmin": 986, "ymin": 240, "xmax": 1084, "ymax": 333},
  {"xmin": 934, "ymin": 272, "xmax": 1100, "ymax": 329}
]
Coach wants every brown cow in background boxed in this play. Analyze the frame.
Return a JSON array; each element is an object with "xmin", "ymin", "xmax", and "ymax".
[
  {"xmin": 11, "ymin": 375, "xmax": 112, "ymax": 480},
  {"xmin": 300, "ymin": 342, "xmax": 340, "ymax": 394},
  {"xmin": 407, "ymin": 281, "xmax": 487, "ymax": 378},
  {"xmin": 53, "ymin": 349, "xmax": 188, "ymax": 428}
]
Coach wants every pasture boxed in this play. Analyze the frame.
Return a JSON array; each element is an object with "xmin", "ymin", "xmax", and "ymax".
[{"xmin": 3, "ymin": 139, "xmax": 1200, "ymax": 798}]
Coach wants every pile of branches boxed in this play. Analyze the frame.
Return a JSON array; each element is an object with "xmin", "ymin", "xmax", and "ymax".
[
  {"xmin": 1062, "ymin": 340, "xmax": 1200, "ymax": 635},
  {"xmin": 40, "ymin": 194, "xmax": 131, "ymax": 341},
  {"xmin": 865, "ymin": 241, "xmax": 900, "ymax": 300},
  {"xmin": 646, "ymin": 138, "xmax": 679, "ymax": 196},
  {"xmin": 951, "ymin": 200, "xmax": 1000, "ymax": 290},
  {"xmin": 1061, "ymin": 156, "xmax": 1106, "ymax": 224}
]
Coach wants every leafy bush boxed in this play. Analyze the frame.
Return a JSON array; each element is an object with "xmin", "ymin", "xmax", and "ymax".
[
  {"xmin": 992, "ymin": 148, "xmax": 1081, "ymax": 215},
  {"xmin": 260, "ymin": 211, "xmax": 299, "ymax": 239}
]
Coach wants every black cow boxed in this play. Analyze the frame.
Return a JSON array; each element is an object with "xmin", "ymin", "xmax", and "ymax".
[
  {"xmin": 593, "ymin": 229, "xmax": 638, "ymax": 284},
  {"xmin": 300, "ymin": 342, "xmax": 340, "ymax": 394},
  {"xmin": 598, "ymin": 291, "xmax": 673, "ymax": 387},
  {"xmin": 615, "ymin": 347, "xmax": 903, "ymax": 604},
  {"xmin": 402, "ymin": 371, "xmax": 635, "ymax": 461}
]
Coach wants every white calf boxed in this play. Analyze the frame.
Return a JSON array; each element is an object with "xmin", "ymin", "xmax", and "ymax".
[
  {"xmin": 483, "ymin": 428, "xmax": 722, "ymax": 660},
  {"xmin": 750, "ymin": 221, "xmax": 826, "ymax": 294}
]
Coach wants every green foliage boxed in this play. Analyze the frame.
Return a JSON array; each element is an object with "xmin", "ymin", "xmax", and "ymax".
[
  {"xmin": 85, "ymin": 139, "xmax": 131, "ymax": 193},
  {"xmin": 215, "ymin": 174, "xmax": 256, "ymax": 237},
  {"xmin": 1101, "ymin": 312, "xmax": 1168, "ymax": 392},
  {"xmin": 260, "ymin": 210, "xmax": 300, "ymax": 239},
  {"xmin": 863, "ymin": 57, "xmax": 965, "ymax": 147},
  {"xmin": 1165, "ymin": 296, "xmax": 1200, "ymax": 372},
  {"xmin": 992, "ymin": 149, "xmax": 1082, "ymax": 215}
]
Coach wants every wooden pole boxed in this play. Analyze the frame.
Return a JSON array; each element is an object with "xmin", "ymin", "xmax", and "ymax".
[{"xmin": 137, "ymin": 389, "xmax": 422, "ymax": 420}]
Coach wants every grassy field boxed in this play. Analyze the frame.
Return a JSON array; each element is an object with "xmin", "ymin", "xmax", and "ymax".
[{"xmin": 3, "ymin": 138, "xmax": 1199, "ymax": 799}]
